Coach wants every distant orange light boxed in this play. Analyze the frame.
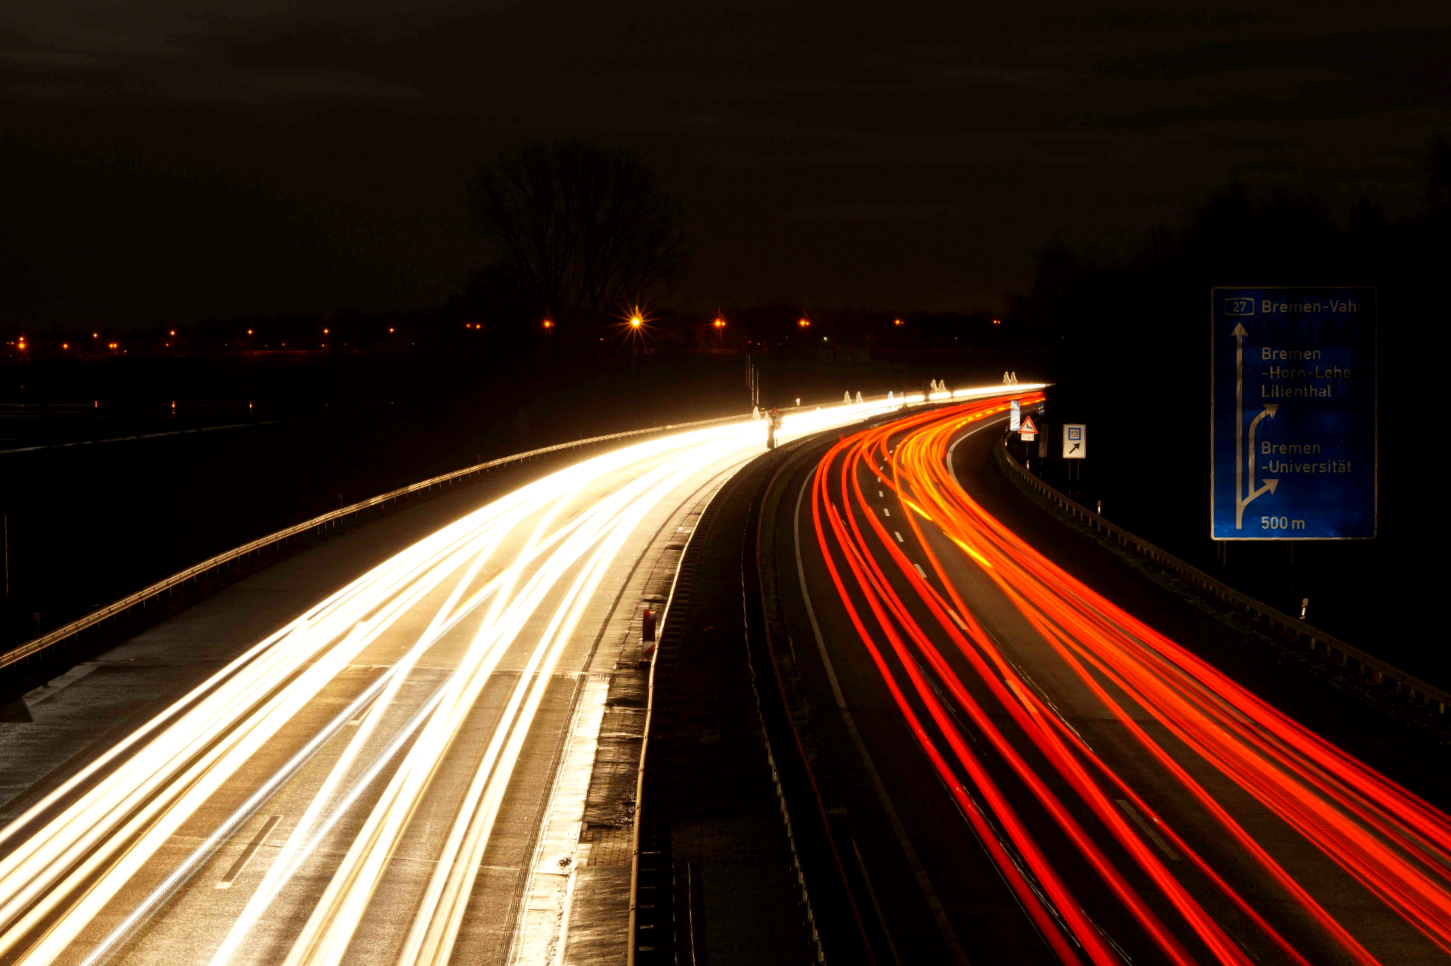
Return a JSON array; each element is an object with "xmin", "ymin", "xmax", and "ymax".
[
  {"xmin": 389, "ymin": 327, "xmax": 395, "ymax": 333},
  {"xmin": 62, "ymin": 343, "xmax": 69, "ymax": 350},
  {"xmin": 894, "ymin": 318, "xmax": 903, "ymax": 326},
  {"xmin": 108, "ymin": 342, "xmax": 118, "ymax": 349},
  {"xmin": 713, "ymin": 318, "xmax": 725, "ymax": 328},
  {"xmin": 247, "ymin": 329, "xmax": 254, "ymax": 335},
  {"xmin": 993, "ymin": 319, "xmax": 1001, "ymax": 325},
  {"xmin": 93, "ymin": 332, "xmax": 99, "ymax": 338},
  {"xmin": 169, "ymin": 330, "xmax": 176, "ymax": 336},
  {"xmin": 323, "ymin": 328, "xmax": 329, "ymax": 335},
  {"xmin": 543, "ymin": 319, "xmax": 554, "ymax": 329},
  {"xmin": 798, "ymin": 318, "xmax": 810, "ymax": 328}
]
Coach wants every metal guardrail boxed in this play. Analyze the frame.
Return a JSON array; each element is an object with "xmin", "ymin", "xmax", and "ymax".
[
  {"xmin": 998, "ymin": 437, "xmax": 1450, "ymax": 715},
  {"xmin": 0, "ymin": 411, "xmax": 751, "ymax": 673}
]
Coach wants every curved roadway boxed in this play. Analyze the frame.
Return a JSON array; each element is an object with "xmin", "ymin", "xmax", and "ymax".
[
  {"xmin": 772, "ymin": 395, "xmax": 1451, "ymax": 966},
  {"xmin": 0, "ymin": 400, "xmax": 920, "ymax": 966}
]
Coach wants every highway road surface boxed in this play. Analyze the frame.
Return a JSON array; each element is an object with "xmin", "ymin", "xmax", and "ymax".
[
  {"xmin": 775, "ymin": 394, "xmax": 1451, "ymax": 965},
  {"xmin": 0, "ymin": 395, "xmax": 964, "ymax": 966}
]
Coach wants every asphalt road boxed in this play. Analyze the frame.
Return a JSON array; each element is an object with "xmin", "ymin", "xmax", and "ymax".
[
  {"xmin": 771, "ymin": 396, "xmax": 1451, "ymax": 966},
  {"xmin": 0, "ymin": 399, "xmax": 924, "ymax": 966}
]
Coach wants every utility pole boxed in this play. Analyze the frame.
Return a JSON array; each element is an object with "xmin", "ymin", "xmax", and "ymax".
[{"xmin": 3, "ymin": 511, "xmax": 8, "ymax": 598}]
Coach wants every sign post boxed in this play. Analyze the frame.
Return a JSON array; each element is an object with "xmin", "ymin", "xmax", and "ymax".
[{"xmin": 1211, "ymin": 287, "xmax": 1376, "ymax": 540}]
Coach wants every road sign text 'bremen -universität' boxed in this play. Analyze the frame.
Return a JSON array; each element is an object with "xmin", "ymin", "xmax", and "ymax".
[{"xmin": 1211, "ymin": 287, "xmax": 1376, "ymax": 540}]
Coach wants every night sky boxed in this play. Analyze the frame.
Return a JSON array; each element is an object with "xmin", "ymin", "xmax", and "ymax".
[{"xmin": 3, "ymin": 3, "xmax": 1448, "ymax": 326}]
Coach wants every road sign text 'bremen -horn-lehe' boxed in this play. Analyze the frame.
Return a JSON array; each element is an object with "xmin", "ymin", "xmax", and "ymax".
[{"xmin": 1211, "ymin": 286, "xmax": 1376, "ymax": 540}]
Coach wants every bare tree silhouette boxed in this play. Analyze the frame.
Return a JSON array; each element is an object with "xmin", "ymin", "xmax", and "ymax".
[{"xmin": 467, "ymin": 141, "xmax": 687, "ymax": 321}]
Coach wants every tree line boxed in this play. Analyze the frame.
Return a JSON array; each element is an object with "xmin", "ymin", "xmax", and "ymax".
[{"xmin": 462, "ymin": 141, "xmax": 688, "ymax": 330}]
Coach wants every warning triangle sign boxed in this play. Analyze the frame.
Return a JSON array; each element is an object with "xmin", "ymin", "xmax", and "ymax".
[{"xmin": 1019, "ymin": 416, "xmax": 1038, "ymax": 435}]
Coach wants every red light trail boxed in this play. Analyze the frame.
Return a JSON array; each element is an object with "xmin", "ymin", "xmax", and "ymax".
[{"xmin": 809, "ymin": 395, "xmax": 1451, "ymax": 964}]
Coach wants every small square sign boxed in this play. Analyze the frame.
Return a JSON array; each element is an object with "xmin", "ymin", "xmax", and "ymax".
[{"xmin": 1062, "ymin": 423, "xmax": 1086, "ymax": 459}]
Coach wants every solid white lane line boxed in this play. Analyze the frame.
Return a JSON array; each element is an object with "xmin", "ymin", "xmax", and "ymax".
[
  {"xmin": 508, "ymin": 675, "xmax": 610, "ymax": 966},
  {"xmin": 792, "ymin": 464, "xmax": 971, "ymax": 966}
]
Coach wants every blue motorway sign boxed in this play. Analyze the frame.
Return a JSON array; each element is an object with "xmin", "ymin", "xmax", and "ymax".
[{"xmin": 1211, "ymin": 287, "xmax": 1376, "ymax": 540}]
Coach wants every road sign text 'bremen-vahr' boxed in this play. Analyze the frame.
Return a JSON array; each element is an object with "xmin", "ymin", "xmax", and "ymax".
[{"xmin": 1211, "ymin": 286, "xmax": 1376, "ymax": 540}]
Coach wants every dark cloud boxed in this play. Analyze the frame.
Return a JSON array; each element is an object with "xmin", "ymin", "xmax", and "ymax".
[{"xmin": 2, "ymin": 2, "xmax": 1448, "ymax": 325}]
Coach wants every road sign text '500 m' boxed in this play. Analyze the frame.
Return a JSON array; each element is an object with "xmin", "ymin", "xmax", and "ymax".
[{"xmin": 1211, "ymin": 287, "xmax": 1376, "ymax": 540}]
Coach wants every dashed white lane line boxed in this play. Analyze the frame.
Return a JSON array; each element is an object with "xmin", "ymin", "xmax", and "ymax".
[
  {"xmin": 894, "ymin": 531, "xmax": 904, "ymax": 543},
  {"xmin": 1116, "ymin": 799, "xmax": 1181, "ymax": 861},
  {"xmin": 217, "ymin": 815, "xmax": 281, "ymax": 889},
  {"xmin": 947, "ymin": 609, "xmax": 968, "ymax": 631},
  {"xmin": 913, "ymin": 563, "xmax": 926, "ymax": 579},
  {"xmin": 883, "ymin": 507, "xmax": 891, "ymax": 517}
]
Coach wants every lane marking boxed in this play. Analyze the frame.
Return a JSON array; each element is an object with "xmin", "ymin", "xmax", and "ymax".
[
  {"xmin": 216, "ymin": 815, "xmax": 281, "ymax": 890},
  {"xmin": 883, "ymin": 507, "xmax": 891, "ymax": 517},
  {"xmin": 509, "ymin": 675, "xmax": 610, "ymax": 965},
  {"xmin": 794, "ymin": 464, "xmax": 972, "ymax": 966},
  {"xmin": 1115, "ymin": 800, "xmax": 1180, "ymax": 861},
  {"xmin": 947, "ymin": 609, "xmax": 968, "ymax": 631},
  {"xmin": 893, "ymin": 531, "xmax": 904, "ymax": 543},
  {"xmin": 913, "ymin": 563, "xmax": 927, "ymax": 579},
  {"xmin": 852, "ymin": 836, "xmax": 904, "ymax": 966}
]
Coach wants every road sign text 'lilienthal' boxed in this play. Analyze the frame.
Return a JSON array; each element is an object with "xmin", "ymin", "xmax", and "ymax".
[{"xmin": 1211, "ymin": 287, "xmax": 1376, "ymax": 540}]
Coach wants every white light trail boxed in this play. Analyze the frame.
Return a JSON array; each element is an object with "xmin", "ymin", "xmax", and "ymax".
[{"xmin": 0, "ymin": 392, "xmax": 920, "ymax": 966}]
